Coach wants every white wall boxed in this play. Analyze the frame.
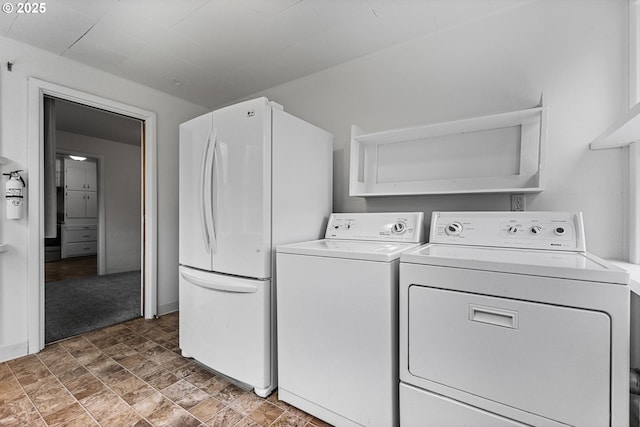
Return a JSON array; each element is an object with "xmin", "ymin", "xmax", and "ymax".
[
  {"xmin": 249, "ymin": 0, "xmax": 627, "ymax": 259},
  {"xmin": 57, "ymin": 131, "xmax": 141, "ymax": 274},
  {"xmin": 0, "ymin": 36, "xmax": 207, "ymax": 361}
]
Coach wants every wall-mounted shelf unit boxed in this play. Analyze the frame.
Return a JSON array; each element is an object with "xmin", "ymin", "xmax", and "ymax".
[
  {"xmin": 590, "ymin": 101, "xmax": 640, "ymax": 149},
  {"xmin": 349, "ymin": 102, "xmax": 547, "ymax": 197}
]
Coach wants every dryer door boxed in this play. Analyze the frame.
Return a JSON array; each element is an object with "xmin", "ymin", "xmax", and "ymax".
[{"xmin": 407, "ymin": 286, "xmax": 610, "ymax": 427}]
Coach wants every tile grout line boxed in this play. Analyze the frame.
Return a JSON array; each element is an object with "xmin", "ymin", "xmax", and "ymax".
[
  {"xmin": 112, "ymin": 321, "xmax": 219, "ymax": 425},
  {"xmin": 8, "ymin": 314, "xmax": 328, "ymax": 427},
  {"xmin": 5, "ymin": 359, "xmax": 51, "ymax": 426},
  {"xmin": 115, "ymin": 320, "xmax": 257, "ymax": 425},
  {"xmin": 38, "ymin": 336, "xmax": 143, "ymax": 427},
  {"xmin": 42, "ymin": 327, "xmax": 168, "ymax": 426},
  {"xmin": 59, "ymin": 320, "xmax": 231, "ymax": 426},
  {"xmin": 58, "ymin": 326, "xmax": 185, "ymax": 426},
  {"xmin": 125, "ymin": 319, "xmax": 312, "ymax": 427}
]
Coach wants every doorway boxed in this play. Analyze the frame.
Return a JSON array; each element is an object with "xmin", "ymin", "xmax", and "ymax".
[
  {"xmin": 44, "ymin": 117, "xmax": 142, "ymax": 343},
  {"xmin": 27, "ymin": 78, "xmax": 158, "ymax": 353}
]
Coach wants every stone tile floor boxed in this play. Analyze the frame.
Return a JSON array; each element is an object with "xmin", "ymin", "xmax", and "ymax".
[{"xmin": 0, "ymin": 313, "xmax": 331, "ymax": 427}]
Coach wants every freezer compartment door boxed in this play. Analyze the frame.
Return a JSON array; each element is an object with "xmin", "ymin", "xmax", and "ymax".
[
  {"xmin": 179, "ymin": 266, "xmax": 271, "ymax": 389},
  {"xmin": 179, "ymin": 112, "xmax": 214, "ymax": 271},
  {"xmin": 407, "ymin": 286, "xmax": 610, "ymax": 427}
]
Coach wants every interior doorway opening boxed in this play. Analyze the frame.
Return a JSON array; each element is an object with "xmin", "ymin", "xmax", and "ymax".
[
  {"xmin": 42, "ymin": 97, "xmax": 144, "ymax": 344},
  {"xmin": 27, "ymin": 78, "xmax": 158, "ymax": 353}
]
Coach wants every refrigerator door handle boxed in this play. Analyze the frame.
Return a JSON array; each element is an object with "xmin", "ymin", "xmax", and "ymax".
[
  {"xmin": 199, "ymin": 131, "xmax": 212, "ymax": 253},
  {"xmin": 209, "ymin": 130, "xmax": 219, "ymax": 253},
  {"xmin": 180, "ymin": 270, "xmax": 258, "ymax": 294}
]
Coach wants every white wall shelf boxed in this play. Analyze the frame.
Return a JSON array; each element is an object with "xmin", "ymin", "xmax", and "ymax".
[
  {"xmin": 349, "ymin": 102, "xmax": 547, "ymax": 197},
  {"xmin": 590, "ymin": 101, "xmax": 640, "ymax": 150}
]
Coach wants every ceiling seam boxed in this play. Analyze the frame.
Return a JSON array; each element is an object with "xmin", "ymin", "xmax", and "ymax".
[
  {"xmin": 61, "ymin": 0, "xmax": 123, "ymax": 55},
  {"xmin": 171, "ymin": 0, "xmax": 213, "ymax": 29}
]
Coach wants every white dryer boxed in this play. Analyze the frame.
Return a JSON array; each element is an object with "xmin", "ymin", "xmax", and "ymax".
[
  {"xmin": 399, "ymin": 211, "xmax": 630, "ymax": 427},
  {"xmin": 277, "ymin": 212, "xmax": 425, "ymax": 427}
]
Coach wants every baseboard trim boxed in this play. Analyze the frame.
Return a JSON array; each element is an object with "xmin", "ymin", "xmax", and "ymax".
[
  {"xmin": 104, "ymin": 268, "xmax": 142, "ymax": 275},
  {"xmin": 157, "ymin": 302, "xmax": 178, "ymax": 317},
  {"xmin": 0, "ymin": 341, "xmax": 29, "ymax": 363}
]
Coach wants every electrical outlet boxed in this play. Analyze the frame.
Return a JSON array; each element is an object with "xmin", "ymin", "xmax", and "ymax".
[{"xmin": 511, "ymin": 194, "xmax": 525, "ymax": 211}]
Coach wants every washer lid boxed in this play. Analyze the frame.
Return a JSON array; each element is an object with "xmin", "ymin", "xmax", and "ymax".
[
  {"xmin": 277, "ymin": 239, "xmax": 423, "ymax": 262},
  {"xmin": 401, "ymin": 243, "xmax": 630, "ymax": 284}
]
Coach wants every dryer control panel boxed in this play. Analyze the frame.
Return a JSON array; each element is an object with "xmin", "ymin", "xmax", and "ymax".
[
  {"xmin": 430, "ymin": 211, "xmax": 585, "ymax": 251},
  {"xmin": 325, "ymin": 212, "xmax": 425, "ymax": 243}
]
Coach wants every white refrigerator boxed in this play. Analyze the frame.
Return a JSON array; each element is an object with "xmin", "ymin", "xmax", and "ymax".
[{"xmin": 178, "ymin": 97, "xmax": 333, "ymax": 397}]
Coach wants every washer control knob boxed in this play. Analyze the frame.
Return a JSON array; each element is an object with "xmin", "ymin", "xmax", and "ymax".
[
  {"xmin": 507, "ymin": 225, "xmax": 518, "ymax": 234},
  {"xmin": 392, "ymin": 221, "xmax": 406, "ymax": 234},
  {"xmin": 554, "ymin": 227, "xmax": 566, "ymax": 236},
  {"xmin": 530, "ymin": 226, "xmax": 542, "ymax": 235},
  {"xmin": 445, "ymin": 222, "xmax": 463, "ymax": 236}
]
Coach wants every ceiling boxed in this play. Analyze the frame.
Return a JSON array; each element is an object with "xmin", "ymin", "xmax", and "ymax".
[
  {"xmin": 54, "ymin": 97, "xmax": 142, "ymax": 146},
  {"xmin": 0, "ymin": 0, "xmax": 531, "ymax": 109}
]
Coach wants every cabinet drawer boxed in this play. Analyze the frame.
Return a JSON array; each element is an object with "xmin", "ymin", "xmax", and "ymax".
[
  {"xmin": 400, "ymin": 383, "xmax": 528, "ymax": 427},
  {"xmin": 66, "ymin": 229, "xmax": 97, "ymax": 243},
  {"xmin": 65, "ymin": 241, "xmax": 97, "ymax": 257}
]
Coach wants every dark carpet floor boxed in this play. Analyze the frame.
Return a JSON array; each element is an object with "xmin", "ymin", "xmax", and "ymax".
[{"xmin": 45, "ymin": 270, "xmax": 142, "ymax": 343}]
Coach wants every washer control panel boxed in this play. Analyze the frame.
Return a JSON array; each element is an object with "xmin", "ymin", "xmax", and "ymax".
[
  {"xmin": 430, "ymin": 211, "xmax": 585, "ymax": 251},
  {"xmin": 325, "ymin": 212, "xmax": 425, "ymax": 243}
]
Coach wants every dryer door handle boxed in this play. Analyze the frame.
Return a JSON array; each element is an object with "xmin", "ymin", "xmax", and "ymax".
[{"xmin": 469, "ymin": 304, "xmax": 519, "ymax": 329}]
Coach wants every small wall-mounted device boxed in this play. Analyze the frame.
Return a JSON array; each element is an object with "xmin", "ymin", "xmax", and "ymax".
[{"xmin": 4, "ymin": 170, "xmax": 25, "ymax": 219}]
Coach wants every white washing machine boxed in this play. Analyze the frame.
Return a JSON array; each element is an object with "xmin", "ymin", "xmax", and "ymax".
[
  {"xmin": 399, "ymin": 211, "xmax": 630, "ymax": 427},
  {"xmin": 277, "ymin": 212, "xmax": 425, "ymax": 427}
]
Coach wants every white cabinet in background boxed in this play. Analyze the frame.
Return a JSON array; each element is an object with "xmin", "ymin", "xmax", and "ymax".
[
  {"xmin": 64, "ymin": 158, "xmax": 97, "ymax": 221},
  {"xmin": 66, "ymin": 191, "xmax": 97, "ymax": 219},
  {"xmin": 61, "ymin": 224, "xmax": 97, "ymax": 258},
  {"xmin": 65, "ymin": 159, "xmax": 96, "ymax": 191}
]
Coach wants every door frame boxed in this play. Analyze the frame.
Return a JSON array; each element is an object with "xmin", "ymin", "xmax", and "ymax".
[{"xmin": 27, "ymin": 78, "xmax": 157, "ymax": 353}]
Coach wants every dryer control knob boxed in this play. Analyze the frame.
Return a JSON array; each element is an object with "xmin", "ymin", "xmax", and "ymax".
[
  {"xmin": 554, "ymin": 227, "xmax": 566, "ymax": 236},
  {"xmin": 530, "ymin": 226, "xmax": 542, "ymax": 234},
  {"xmin": 392, "ymin": 221, "xmax": 406, "ymax": 234},
  {"xmin": 445, "ymin": 222, "xmax": 463, "ymax": 236},
  {"xmin": 507, "ymin": 225, "xmax": 518, "ymax": 234}
]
